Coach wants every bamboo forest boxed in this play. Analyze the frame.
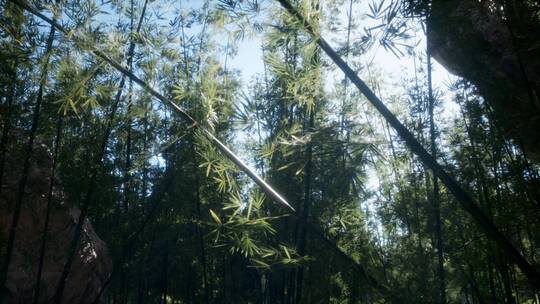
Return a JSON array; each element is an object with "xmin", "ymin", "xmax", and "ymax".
[{"xmin": 1, "ymin": 0, "xmax": 540, "ymax": 303}]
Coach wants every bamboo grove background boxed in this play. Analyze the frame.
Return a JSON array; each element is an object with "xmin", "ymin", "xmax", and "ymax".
[{"xmin": 1, "ymin": 0, "xmax": 540, "ymax": 303}]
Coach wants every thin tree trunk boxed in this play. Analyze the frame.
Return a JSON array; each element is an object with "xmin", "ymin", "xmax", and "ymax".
[
  {"xmin": 498, "ymin": 262, "xmax": 516, "ymax": 304},
  {"xmin": 160, "ymin": 240, "xmax": 169, "ymax": 304},
  {"xmin": 294, "ymin": 3, "xmax": 319, "ymax": 301},
  {"xmin": 33, "ymin": 114, "xmax": 63, "ymax": 304},
  {"xmin": 221, "ymin": 255, "xmax": 227, "ymax": 304},
  {"xmin": 0, "ymin": 36, "xmax": 20, "ymax": 198},
  {"xmin": 117, "ymin": 3, "xmax": 136, "ymax": 301},
  {"xmin": 141, "ymin": 104, "xmax": 149, "ymax": 207},
  {"xmin": 191, "ymin": 143, "xmax": 210, "ymax": 304},
  {"xmin": 426, "ymin": 22, "xmax": 446, "ymax": 304},
  {"xmin": 122, "ymin": 0, "xmax": 136, "ymax": 214},
  {"xmin": 0, "ymin": 58, "xmax": 17, "ymax": 198},
  {"xmin": 180, "ymin": 11, "xmax": 210, "ymax": 302},
  {"xmin": 340, "ymin": 0, "xmax": 353, "ymax": 136},
  {"xmin": 136, "ymin": 257, "xmax": 144, "ymax": 304},
  {"xmin": 487, "ymin": 261, "xmax": 499, "ymax": 304},
  {"xmin": 140, "ymin": 229, "xmax": 156, "ymax": 304},
  {"xmin": 294, "ymin": 108, "xmax": 313, "ymax": 304}
]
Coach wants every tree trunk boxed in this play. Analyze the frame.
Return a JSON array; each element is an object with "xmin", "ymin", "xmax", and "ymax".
[
  {"xmin": 33, "ymin": 114, "xmax": 63, "ymax": 304},
  {"xmin": 427, "ymin": 20, "xmax": 446, "ymax": 304}
]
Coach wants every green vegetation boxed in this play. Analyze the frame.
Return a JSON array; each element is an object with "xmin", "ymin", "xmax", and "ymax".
[{"xmin": 1, "ymin": 0, "xmax": 539, "ymax": 303}]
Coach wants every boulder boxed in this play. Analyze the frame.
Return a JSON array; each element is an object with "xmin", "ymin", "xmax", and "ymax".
[
  {"xmin": 428, "ymin": 1, "xmax": 540, "ymax": 162},
  {"xmin": 0, "ymin": 131, "xmax": 112, "ymax": 304}
]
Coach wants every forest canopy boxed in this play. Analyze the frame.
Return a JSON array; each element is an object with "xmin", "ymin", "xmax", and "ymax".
[{"xmin": 1, "ymin": 0, "xmax": 539, "ymax": 303}]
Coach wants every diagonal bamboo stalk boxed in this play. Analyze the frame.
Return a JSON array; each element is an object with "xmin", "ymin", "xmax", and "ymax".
[{"xmin": 275, "ymin": 0, "xmax": 540, "ymax": 292}]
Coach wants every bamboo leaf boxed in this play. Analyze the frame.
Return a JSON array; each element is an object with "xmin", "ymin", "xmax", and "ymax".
[{"xmin": 209, "ymin": 209, "xmax": 222, "ymax": 225}]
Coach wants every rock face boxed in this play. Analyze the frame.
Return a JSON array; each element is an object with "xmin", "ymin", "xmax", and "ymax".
[
  {"xmin": 428, "ymin": 1, "xmax": 540, "ymax": 162},
  {"xmin": 0, "ymin": 131, "xmax": 112, "ymax": 304}
]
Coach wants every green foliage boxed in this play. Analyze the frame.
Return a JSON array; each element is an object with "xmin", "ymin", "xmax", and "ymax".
[{"xmin": 1, "ymin": 0, "xmax": 539, "ymax": 303}]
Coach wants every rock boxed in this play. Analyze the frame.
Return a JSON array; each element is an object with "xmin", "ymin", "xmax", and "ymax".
[
  {"xmin": 428, "ymin": 1, "xmax": 540, "ymax": 162},
  {"xmin": 0, "ymin": 131, "xmax": 112, "ymax": 304}
]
